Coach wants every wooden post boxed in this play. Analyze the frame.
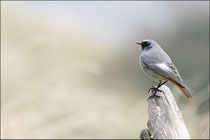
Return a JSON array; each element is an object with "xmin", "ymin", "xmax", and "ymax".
[{"xmin": 140, "ymin": 85, "xmax": 190, "ymax": 139}]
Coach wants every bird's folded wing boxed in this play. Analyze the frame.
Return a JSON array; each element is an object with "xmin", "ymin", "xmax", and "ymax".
[{"xmin": 148, "ymin": 62, "xmax": 185, "ymax": 88}]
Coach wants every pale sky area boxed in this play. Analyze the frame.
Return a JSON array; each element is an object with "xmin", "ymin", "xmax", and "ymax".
[{"xmin": 3, "ymin": 1, "xmax": 208, "ymax": 47}]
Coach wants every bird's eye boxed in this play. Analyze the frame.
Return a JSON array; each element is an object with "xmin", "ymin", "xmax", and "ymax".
[{"xmin": 141, "ymin": 41, "xmax": 151, "ymax": 47}]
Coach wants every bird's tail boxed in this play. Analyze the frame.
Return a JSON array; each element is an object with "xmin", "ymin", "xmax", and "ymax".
[
  {"xmin": 176, "ymin": 85, "xmax": 193, "ymax": 99},
  {"xmin": 165, "ymin": 78, "xmax": 193, "ymax": 99}
]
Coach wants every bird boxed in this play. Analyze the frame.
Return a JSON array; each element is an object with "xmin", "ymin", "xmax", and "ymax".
[{"xmin": 137, "ymin": 39, "xmax": 193, "ymax": 99}]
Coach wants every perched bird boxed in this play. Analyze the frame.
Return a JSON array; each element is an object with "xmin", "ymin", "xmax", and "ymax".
[{"xmin": 137, "ymin": 39, "xmax": 193, "ymax": 99}]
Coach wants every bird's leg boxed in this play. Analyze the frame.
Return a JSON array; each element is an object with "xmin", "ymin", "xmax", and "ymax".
[
  {"xmin": 158, "ymin": 80, "xmax": 168, "ymax": 88},
  {"xmin": 148, "ymin": 81, "xmax": 168, "ymax": 99},
  {"xmin": 148, "ymin": 81, "xmax": 163, "ymax": 93}
]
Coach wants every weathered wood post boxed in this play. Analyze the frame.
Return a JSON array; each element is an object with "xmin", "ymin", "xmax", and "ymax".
[{"xmin": 140, "ymin": 85, "xmax": 190, "ymax": 139}]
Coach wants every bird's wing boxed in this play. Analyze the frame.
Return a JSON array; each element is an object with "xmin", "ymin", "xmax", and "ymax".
[{"xmin": 148, "ymin": 62, "xmax": 185, "ymax": 87}]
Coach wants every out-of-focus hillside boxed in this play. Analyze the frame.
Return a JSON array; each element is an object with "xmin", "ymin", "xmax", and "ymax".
[{"xmin": 1, "ymin": 1, "xmax": 209, "ymax": 139}]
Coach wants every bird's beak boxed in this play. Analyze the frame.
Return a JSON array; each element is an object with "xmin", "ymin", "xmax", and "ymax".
[{"xmin": 136, "ymin": 42, "xmax": 142, "ymax": 46}]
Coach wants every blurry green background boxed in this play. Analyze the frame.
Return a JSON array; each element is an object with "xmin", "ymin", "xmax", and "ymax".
[{"xmin": 1, "ymin": 1, "xmax": 209, "ymax": 139}]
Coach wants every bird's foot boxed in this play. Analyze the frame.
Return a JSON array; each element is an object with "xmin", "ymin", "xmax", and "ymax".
[
  {"xmin": 148, "ymin": 86, "xmax": 163, "ymax": 94},
  {"xmin": 148, "ymin": 94, "xmax": 161, "ymax": 100},
  {"xmin": 148, "ymin": 85, "xmax": 164, "ymax": 100}
]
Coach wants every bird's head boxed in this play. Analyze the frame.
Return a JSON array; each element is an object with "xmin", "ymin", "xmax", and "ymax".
[{"xmin": 136, "ymin": 39, "xmax": 158, "ymax": 50}]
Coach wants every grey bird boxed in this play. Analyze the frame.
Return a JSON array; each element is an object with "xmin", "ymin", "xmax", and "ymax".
[{"xmin": 137, "ymin": 39, "xmax": 193, "ymax": 99}]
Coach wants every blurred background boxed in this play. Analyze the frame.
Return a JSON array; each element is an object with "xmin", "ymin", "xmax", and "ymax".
[{"xmin": 1, "ymin": 1, "xmax": 209, "ymax": 139}]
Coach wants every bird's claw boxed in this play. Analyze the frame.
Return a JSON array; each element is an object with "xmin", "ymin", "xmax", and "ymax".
[
  {"xmin": 148, "ymin": 86, "xmax": 163, "ymax": 94},
  {"xmin": 148, "ymin": 86, "xmax": 155, "ymax": 93},
  {"xmin": 147, "ymin": 85, "xmax": 165, "ymax": 100},
  {"xmin": 148, "ymin": 94, "xmax": 161, "ymax": 100}
]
